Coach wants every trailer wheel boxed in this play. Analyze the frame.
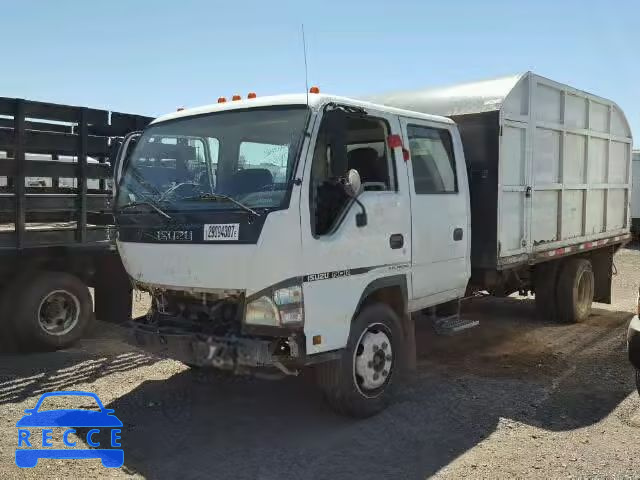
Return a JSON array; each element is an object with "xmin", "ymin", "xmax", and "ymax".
[
  {"xmin": 12, "ymin": 272, "xmax": 93, "ymax": 350},
  {"xmin": 315, "ymin": 303, "xmax": 402, "ymax": 418},
  {"xmin": 556, "ymin": 259, "xmax": 594, "ymax": 323}
]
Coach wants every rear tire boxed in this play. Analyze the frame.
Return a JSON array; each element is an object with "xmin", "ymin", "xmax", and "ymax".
[
  {"xmin": 556, "ymin": 259, "xmax": 594, "ymax": 323},
  {"xmin": 315, "ymin": 303, "xmax": 402, "ymax": 418},
  {"xmin": 12, "ymin": 271, "xmax": 93, "ymax": 350}
]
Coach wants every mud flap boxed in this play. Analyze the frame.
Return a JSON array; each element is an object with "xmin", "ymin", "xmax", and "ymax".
[
  {"xmin": 94, "ymin": 254, "xmax": 132, "ymax": 324},
  {"xmin": 592, "ymin": 247, "xmax": 613, "ymax": 304},
  {"xmin": 402, "ymin": 314, "xmax": 417, "ymax": 373}
]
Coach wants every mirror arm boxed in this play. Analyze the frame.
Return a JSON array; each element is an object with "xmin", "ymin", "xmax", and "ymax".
[{"xmin": 353, "ymin": 197, "xmax": 367, "ymax": 227}]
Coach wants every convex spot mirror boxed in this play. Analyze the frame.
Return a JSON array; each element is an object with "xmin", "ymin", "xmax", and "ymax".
[{"xmin": 342, "ymin": 168, "xmax": 362, "ymax": 197}]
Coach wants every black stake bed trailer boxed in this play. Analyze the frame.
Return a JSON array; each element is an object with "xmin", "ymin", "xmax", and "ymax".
[{"xmin": 0, "ymin": 97, "xmax": 152, "ymax": 350}]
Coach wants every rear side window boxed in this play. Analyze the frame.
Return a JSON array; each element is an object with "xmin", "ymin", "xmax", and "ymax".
[{"xmin": 407, "ymin": 125, "xmax": 457, "ymax": 194}]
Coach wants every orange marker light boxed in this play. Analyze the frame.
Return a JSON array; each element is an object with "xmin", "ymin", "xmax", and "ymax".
[
  {"xmin": 247, "ymin": 92, "xmax": 257, "ymax": 99},
  {"xmin": 176, "ymin": 107, "xmax": 185, "ymax": 111},
  {"xmin": 309, "ymin": 86, "xmax": 320, "ymax": 94},
  {"xmin": 312, "ymin": 335, "xmax": 322, "ymax": 345},
  {"xmin": 217, "ymin": 97, "xmax": 227, "ymax": 103},
  {"xmin": 232, "ymin": 94, "xmax": 242, "ymax": 101}
]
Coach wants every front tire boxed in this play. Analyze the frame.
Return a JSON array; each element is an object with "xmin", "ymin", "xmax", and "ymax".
[
  {"xmin": 316, "ymin": 303, "xmax": 403, "ymax": 418},
  {"xmin": 12, "ymin": 271, "xmax": 93, "ymax": 350}
]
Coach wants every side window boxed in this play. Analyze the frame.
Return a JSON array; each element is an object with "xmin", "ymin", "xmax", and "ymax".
[
  {"xmin": 407, "ymin": 125, "xmax": 457, "ymax": 194},
  {"xmin": 310, "ymin": 114, "xmax": 393, "ymax": 236}
]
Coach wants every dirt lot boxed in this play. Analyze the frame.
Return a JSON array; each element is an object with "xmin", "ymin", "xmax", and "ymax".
[{"xmin": 1, "ymin": 248, "xmax": 639, "ymax": 479}]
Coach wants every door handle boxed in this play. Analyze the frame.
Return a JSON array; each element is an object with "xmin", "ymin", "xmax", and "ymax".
[
  {"xmin": 453, "ymin": 228, "xmax": 463, "ymax": 241},
  {"xmin": 389, "ymin": 234, "xmax": 404, "ymax": 249}
]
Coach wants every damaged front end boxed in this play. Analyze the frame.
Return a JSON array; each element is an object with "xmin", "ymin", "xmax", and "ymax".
[{"xmin": 129, "ymin": 288, "xmax": 305, "ymax": 377}]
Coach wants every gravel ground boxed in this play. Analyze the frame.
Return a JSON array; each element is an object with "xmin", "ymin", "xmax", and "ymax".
[{"xmin": 1, "ymin": 248, "xmax": 639, "ymax": 479}]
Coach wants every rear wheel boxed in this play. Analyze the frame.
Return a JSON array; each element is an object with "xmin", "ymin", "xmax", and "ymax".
[
  {"xmin": 12, "ymin": 272, "xmax": 93, "ymax": 350},
  {"xmin": 315, "ymin": 303, "xmax": 402, "ymax": 418},
  {"xmin": 556, "ymin": 259, "xmax": 594, "ymax": 323}
]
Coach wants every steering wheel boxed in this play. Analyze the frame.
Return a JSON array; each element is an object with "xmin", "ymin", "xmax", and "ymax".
[{"xmin": 159, "ymin": 182, "xmax": 203, "ymax": 201}]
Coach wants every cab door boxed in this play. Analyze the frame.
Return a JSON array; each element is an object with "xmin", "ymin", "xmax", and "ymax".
[
  {"xmin": 299, "ymin": 107, "xmax": 412, "ymax": 354},
  {"xmin": 400, "ymin": 118, "xmax": 470, "ymax": 309}
]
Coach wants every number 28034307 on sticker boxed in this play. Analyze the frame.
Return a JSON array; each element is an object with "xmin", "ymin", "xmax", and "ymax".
[{"xmin": 204, "ymin": 224, "xmax": 240, "ymax": 241}]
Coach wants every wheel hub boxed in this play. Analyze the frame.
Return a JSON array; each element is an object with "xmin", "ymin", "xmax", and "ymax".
[
  {"xmin": 38, "ymin": 290, "xmax": 80, "ymax": 336},
  {"xmin": 354, "ymin": 329, "xmax": 393, "ymax": 391}
]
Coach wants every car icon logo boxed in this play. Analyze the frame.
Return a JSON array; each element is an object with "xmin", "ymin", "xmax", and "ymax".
[{"xmin": 15, "ymin": 391, "xmax": 124, "ymax": 468}]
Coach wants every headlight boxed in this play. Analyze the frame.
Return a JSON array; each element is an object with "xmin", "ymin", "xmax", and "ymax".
[
  {"xmin": 273, "ymin": 286, "xmax": 302, "ymax": 306},
  {"xmin": 245, "ymin": 285, "xmax": 304, "ymax": 327},
  {"xmin": 245, "ymin": 296, "xmax": 280, "ymax": 326}
]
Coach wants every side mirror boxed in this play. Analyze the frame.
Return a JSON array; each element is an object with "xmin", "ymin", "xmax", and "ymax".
[
  {"xmin": 342, "ymin": 169, "xmax": 362, "ymax": 197},
  {"xmin": 341, "ymin": 168, "xmax": 367, "ymax": 227}
]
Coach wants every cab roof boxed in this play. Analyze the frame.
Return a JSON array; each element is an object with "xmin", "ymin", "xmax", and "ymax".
[{"xmin": 151, "ymin": 93, "xmax": 454, "ymax": 126}]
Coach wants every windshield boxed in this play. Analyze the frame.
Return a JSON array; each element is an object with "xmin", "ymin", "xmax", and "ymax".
[{"xmin": 115, "ymin": 106, "xmax": 309, "ymax": 212}]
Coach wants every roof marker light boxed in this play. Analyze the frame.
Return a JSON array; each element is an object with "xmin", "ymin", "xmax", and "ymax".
[
  {"xmin": 247, "ymin": 92, "xmax": 257, "ymax": 99},
  {"xmin": 232, "ymin": 94, "xmax": 242, "ymax": 101},
  {"xmin": 309, "ymin": 86, "xmax": 320, "ymax": 94},
  {"xmin": 218, "ymin": 97, "xmax": 227, "ymax": 103},
  {"xmin": 176, "ymin": 107, "xmax": 185, "ymax": 111}
]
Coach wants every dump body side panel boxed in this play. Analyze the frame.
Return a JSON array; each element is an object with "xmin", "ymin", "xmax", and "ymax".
[{"xmin": 502, "ymin": 74, "xmax": 633, "ymax": 265}]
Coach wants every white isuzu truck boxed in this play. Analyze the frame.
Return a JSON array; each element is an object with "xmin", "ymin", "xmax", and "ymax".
[{"xmin": 113, "ymin": 72, "xmax": 633, "ymax": 417}]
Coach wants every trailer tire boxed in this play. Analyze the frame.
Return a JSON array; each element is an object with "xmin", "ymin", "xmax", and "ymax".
[
  {"xmin": 556, "ymin": 259, "xmax": 594, "ymax": 323},
  {"xmin": 12, "ymin": 272, "xmax": 93, "ymax": 350},
  {"xmin": 315, "ymin": 303, "xmax": 402, "ymax": 418}
]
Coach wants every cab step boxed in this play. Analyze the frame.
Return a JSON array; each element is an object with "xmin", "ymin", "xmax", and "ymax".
[
  {"xmin": 433, "ymin": 315, "xmax": 479, "ymax": 335},
  {"xmin": 424, "ymin": 299, "xmax": 479, "ymax": 335}
]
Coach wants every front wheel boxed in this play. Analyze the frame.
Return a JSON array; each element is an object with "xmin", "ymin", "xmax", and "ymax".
[{"xmin": 315, "ymin": 303, "xmax": 403, "ymax": 418}]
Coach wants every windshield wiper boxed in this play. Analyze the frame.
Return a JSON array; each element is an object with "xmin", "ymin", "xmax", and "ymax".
[
  {"xmin": 118, "ymin": 200, "xmax": 172, "ymax": 219},
  {"xmin": 182, "ymin": 193, "xmax": 261, "ymax": 216}
]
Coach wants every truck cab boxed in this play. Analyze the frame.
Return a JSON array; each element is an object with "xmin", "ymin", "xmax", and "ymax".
[{"xmin": 114, "ymin": 92, "xmax": 470, "ymax": 417}]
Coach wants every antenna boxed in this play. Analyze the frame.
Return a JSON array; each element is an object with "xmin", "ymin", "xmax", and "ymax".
[{"xmin": 301, "ymin": 24, "xmax": 309, "ymax": 105}]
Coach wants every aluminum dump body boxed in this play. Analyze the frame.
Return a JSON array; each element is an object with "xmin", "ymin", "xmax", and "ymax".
[{"xmin": 370, "ymin": 72, "xmax": 633, "ymax": 269}]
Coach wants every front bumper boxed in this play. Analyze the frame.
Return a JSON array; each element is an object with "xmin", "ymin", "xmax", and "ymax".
[
  {"xmin": 127, "ymin": 316, "xmax": 304, "ymax": 374},
  {"xmin": 628, "ymin": 315, "xmax": 640, "ymax": 370}
]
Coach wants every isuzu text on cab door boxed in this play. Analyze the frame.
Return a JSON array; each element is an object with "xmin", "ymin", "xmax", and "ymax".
[{"xmin": 114, "ymin": 73, "xmax": 632, "ymax": 417}]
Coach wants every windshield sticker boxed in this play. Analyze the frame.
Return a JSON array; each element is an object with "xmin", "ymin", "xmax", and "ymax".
[{"xmin": 204, "ymin": 224, "xmax": 240, "ymax": 241}]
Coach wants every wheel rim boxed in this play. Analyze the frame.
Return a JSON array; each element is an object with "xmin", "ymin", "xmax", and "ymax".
[
  {"xmin": 37, "ymin": 290, "xmax": 81, "ymax": 336},
  {"xmin": 353, "ymin": 323, "xmax": 393, "ymax": 398}
]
